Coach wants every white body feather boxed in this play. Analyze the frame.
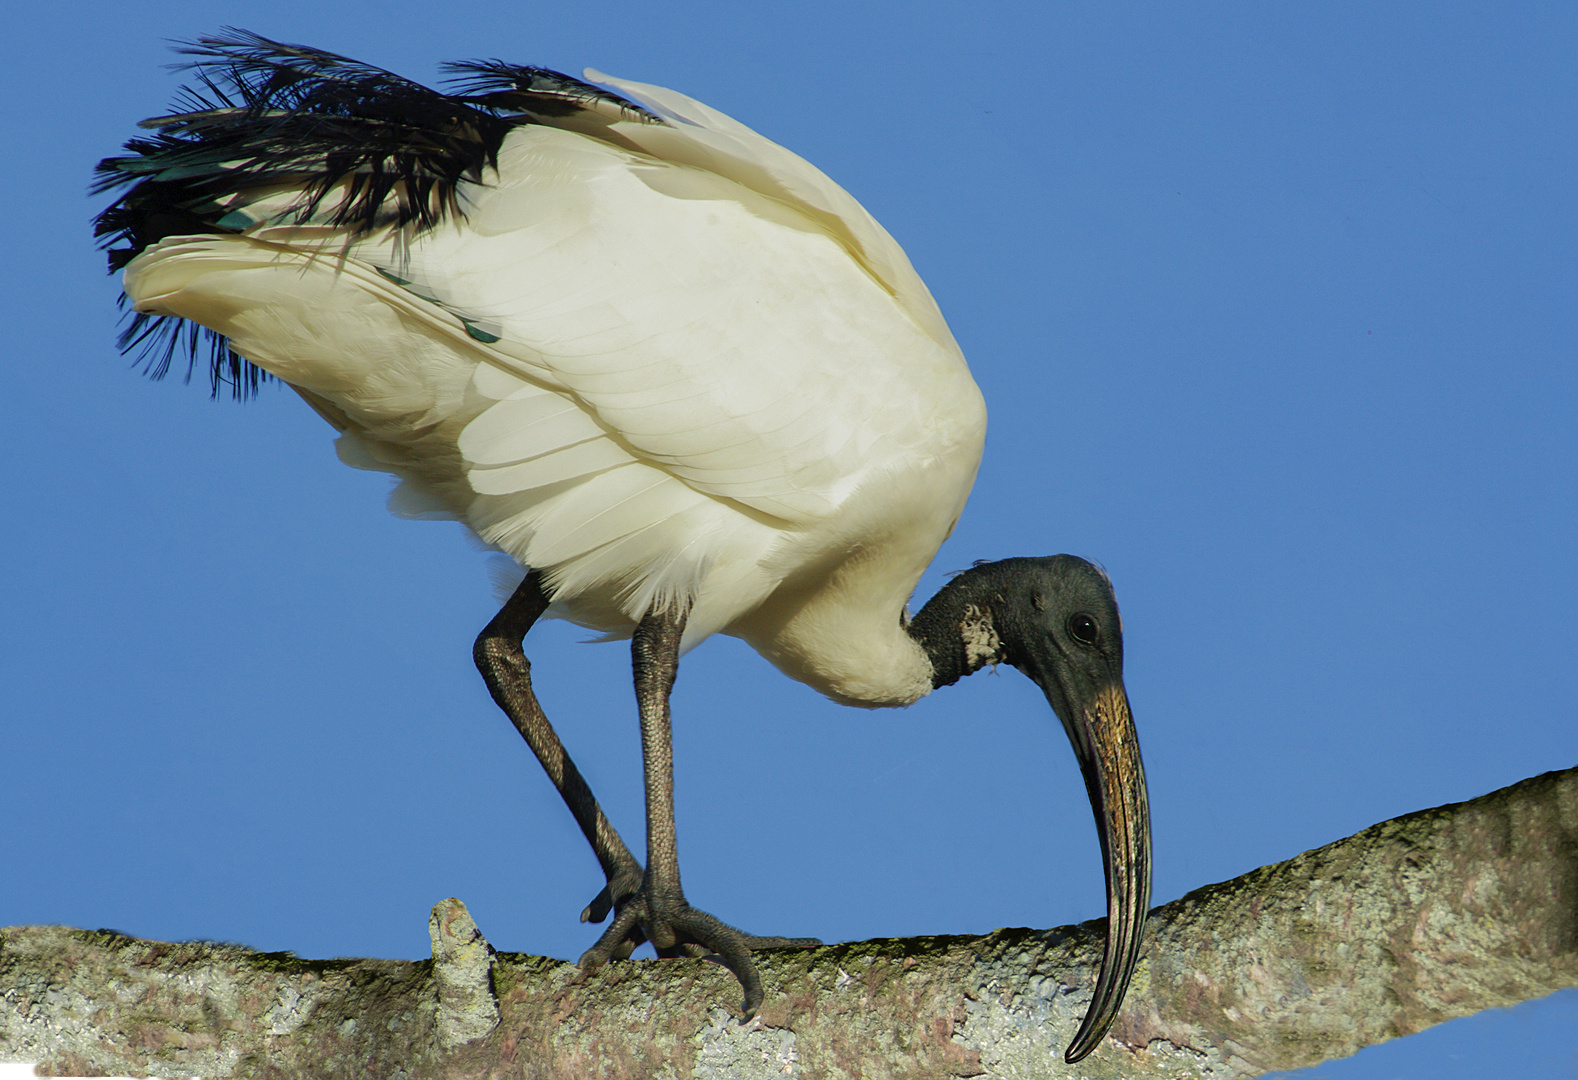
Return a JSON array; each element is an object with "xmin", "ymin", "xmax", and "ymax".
[{"xmin": 122, "ymin": 72, "xmax": 987, "ymax": 707}]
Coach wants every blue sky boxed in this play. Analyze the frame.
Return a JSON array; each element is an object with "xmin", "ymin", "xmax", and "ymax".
[{"xmin": 3, "ymin": 2, "xmax": 1575, "ymax": 1076}]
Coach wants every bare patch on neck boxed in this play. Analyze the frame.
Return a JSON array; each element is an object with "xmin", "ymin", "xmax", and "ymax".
[{"xmin": 961, "ymin": 604, "xmax": 1002, "ymax": 671}]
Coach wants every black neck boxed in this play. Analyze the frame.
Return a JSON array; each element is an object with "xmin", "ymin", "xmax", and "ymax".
[{"xmin": 905, "ymin": 565, "xmax": 1007, "ymax": 690}]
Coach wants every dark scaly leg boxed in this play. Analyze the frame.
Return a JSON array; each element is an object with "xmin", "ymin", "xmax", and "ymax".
[
  {"xmin": 473, "ymin": 571, "xmax": 644, "ymax": 948},
  {"xmin": 578, "ymin": 599, "xmax": 819, "ymax": 1018}
]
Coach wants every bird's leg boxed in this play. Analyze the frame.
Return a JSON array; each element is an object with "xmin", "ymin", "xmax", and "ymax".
[
  {"xmin": 473, "ymin": 571, "xmax": 644, "ymax": 943},
  {"xmin": 578, "ymin": 600, "xmax": 819, "ymax": 1019}
]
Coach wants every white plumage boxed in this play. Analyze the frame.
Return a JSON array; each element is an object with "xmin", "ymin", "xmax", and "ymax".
[
  {"xmin": 123, "ymin": 68, "xmax": 985, "ymax": 707},
  {"xmin": 99, "ymin": 37, "xmax": 1148, "ymax": 1061}
]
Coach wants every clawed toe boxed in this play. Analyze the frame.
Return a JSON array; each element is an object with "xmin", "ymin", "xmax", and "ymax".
[
  {"xmin": 577, "ymin": 888, "xmax": 817, "ymax": 1020},
  {"xmin": 581, "ymin": 861, "xmax": 643, "ymax": 923},
  {"xmin": 579, "ymin": 902, "xmax": 645, "ymax": 968},
  {"xmin": 580, "ymin": 883, "xmax": 615, "ymax": 924}
]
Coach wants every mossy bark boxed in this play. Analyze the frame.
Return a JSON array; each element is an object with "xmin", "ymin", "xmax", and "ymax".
[{"xmin": 3, "ymin": 767, "xmax": 1574, "ymax": 1078}]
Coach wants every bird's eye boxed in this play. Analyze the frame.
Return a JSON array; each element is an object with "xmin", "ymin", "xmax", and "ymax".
[{"xmin": 1068, "ymin": 613, "xmax": 1100, "ymax": 646}]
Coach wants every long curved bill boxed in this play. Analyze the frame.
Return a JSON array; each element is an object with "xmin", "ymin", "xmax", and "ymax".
[{"xmin": 1058, "ymin": 678, "xmax": 1152, "ymax": 1064}]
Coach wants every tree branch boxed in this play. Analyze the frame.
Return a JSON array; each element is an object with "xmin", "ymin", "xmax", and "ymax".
[{"xmin": 4, "ymin": 767, "xmax": 1574, "ymax": 1078}]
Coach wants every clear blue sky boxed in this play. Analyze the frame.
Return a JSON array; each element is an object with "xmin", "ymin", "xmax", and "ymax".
[{"xmin": 3, "ymin": 2, "xmax": 1574, "ymax": 1076}]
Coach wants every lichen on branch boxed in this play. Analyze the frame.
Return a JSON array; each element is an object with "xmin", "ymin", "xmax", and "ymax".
[{"xmin": 3, "ymin": 767, "xmax": 1574, "ymax": 1078}]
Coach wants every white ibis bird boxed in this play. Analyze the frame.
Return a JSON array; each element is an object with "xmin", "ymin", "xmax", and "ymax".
[{"xmin": 95, "ymin": 31, "xmax": 1151, "ymax": 1063}]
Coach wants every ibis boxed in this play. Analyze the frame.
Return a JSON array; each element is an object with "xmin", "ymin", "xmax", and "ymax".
[{"xmin": 94, "ymin": 31, "xmax": 1151, "ymax": 1062}]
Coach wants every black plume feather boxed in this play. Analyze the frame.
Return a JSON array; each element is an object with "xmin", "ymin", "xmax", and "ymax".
[{"xmin": 93, "ymin": 30, "xmax": 657, "ymax": 399}]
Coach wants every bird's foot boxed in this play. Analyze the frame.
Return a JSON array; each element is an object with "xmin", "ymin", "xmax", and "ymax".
[
  {"xmin": 577, "ymin": 881, "xmax": 819, "ymax": 1019},
  {"xmin": 577, "ymin": 860, "xmax": 647, "ymax": 957}
]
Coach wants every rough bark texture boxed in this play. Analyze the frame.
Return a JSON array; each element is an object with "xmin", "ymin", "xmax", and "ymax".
[{"xmin": 3, "ymin": 767, "xmax": 1574, "ymax": 1079}]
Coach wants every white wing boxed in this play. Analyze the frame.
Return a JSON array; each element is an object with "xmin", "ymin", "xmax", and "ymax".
[
  {"xmin": 124, "ymin": 73, "xmax": 985, "ymax": 639},
  {"xmin": 583, "ymin": 69, "xmax": 960, "ymax": 352},
  {"xmin": 396, "ymin": 122, "xmax": 973, "ymax": 511}
]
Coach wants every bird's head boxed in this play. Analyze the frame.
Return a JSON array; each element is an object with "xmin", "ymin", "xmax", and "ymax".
[{"xmin": 908, "ymin": 554, "xmax": 1151, "ymax": 1063}]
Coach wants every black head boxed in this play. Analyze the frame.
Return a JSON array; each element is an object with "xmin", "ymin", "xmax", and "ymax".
[{"xmin": 908, "ymin": 555, "xmax": 1151, "ymax": 1063}]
